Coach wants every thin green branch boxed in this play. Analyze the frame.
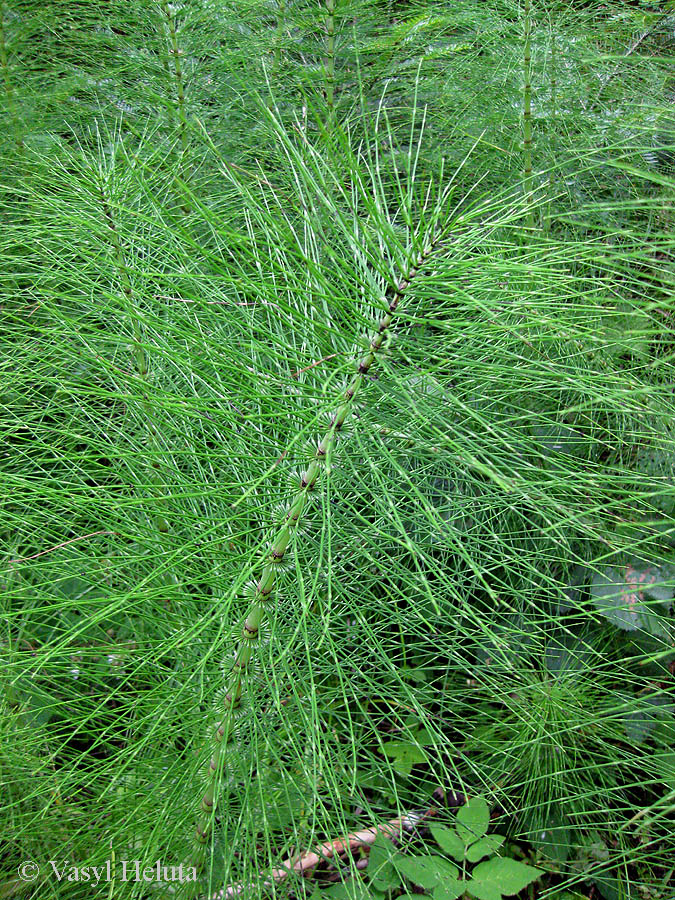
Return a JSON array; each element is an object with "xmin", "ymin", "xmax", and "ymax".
[
  {"xmin": 97, "ymin": 179, "xmax": 170, "ymax": 536},
  {"xmin": 588, "ymin": 13, "xmax": 671, "ymax": 115},
  {"xmin": 194, "ymin": 235, "xmax": 441, "ymax": 851},
  {"xmin": 214, "ymin": 795, "xmax": 443, "ymax": 898}
]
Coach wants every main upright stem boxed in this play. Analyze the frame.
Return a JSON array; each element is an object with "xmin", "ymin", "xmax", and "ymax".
[
  {"xmin": 194, "ymin": 238, "xmax": 439, "ymax": 849},
  {"xmin": 160, "ymin": 0, "xmax": 191, "ymax": 214},
  {"xmin": 523, "ymin": 0, "xmax": 534, "ymax": 229},
  {"xmin": 324, "ymin": 0, "xmax": 335, "ymax": 112},
  {"xmin": 161, "ymin": 0, "xmax": 188, "ymax": 155}
]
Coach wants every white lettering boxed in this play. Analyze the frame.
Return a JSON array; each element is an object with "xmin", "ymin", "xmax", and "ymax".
[
  {"xmin": 90, "ymin": 865, "xmax": 105, "ymax": 884},
  {"xmin": 46, "ymin": 858, "xmax": 194, "ymax": 884},
  {"xmin": 48, "ymin": 861, "xmax": 68, "ymax": 881},
  {"xmin": 184, "ymin": 865, "xmax": 197, "ymax": 882}
]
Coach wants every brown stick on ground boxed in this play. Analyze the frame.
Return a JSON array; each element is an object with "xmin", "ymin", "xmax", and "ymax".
[{"xmin": 212, "ymin": 795, "xmax": 445, "ymax": 899}]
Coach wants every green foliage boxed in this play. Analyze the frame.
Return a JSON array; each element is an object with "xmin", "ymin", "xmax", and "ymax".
[
  {"xmin": 590, "ymin": 560, "xmax": 675, "ymax": 637},
  {"xmin": 1, "ymin": 1, "xmax": 675, "ymax": 899},
  {"xmin": 334, "ymin": 798, "xmax": 542, "ymax": 900}
]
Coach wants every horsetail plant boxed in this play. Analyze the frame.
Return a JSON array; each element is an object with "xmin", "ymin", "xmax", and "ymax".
[
  {"xmin": 522, "ymin": 0, "xmax": 534, "ymax": 229},
  {"xmin": 97, "ymin": 170, "xmax": 171, "ymax": 537},
  {"xmin": 273, "ymin": 0, "xmax": 286, "ymax": 75},
  {"xmin": 0, "ymin": 0, "xmax": 20, "ymax": 148},
  {"xmin": 159, "ymin": 0, "xmax": 192, "ymax": 214},
  {"xmin": 7, "ymin": 9, "xmax": 675, "ymax": 900},
  {"xmin": 194, "ymin": 231, "xmax": 442, "ymax": 852},
  {"xmin": 324, "ymin": 0, "xmax": 336, "ymax": 112},
  {"xmin": 160, "ymin": 0, "xmax": 188, "ymax": 156},
  {"xmin": 544, "ymin": 15, "xmax": 556, "ymax": 233}
]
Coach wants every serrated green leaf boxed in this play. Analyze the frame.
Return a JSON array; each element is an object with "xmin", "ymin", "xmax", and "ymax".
[
  {"xmin": 455, "ymin": 797, "xmax": 490, "ymax": 843},
  {"xmin": 381, "ymin": 739, "xmax": 427, "ymax": 776},
  {"xmin": 371, "ymin": 871, "xmax": 399, "ymax": 892},
  {"xmin": 430, "ymin": 824, "xmax": 466, "ymax": 861},
  {"xmin": 465, "ymin": 835, "xmax": 505, "ymax": 862},
  {"xmin": 381, "ymin": 740, "xmax": 427, "ymax": 763},
  {"xmin": 471, "ymin": 857, "xmax": 544, "ymax": 896},
  {"xmin": 323, "ymin": 881, "xmax": 370, "ymax": 900},
  {"xmin": 465, "ymin": 879, "xmax": 502, "ymax": 900},
  {"xmin": 394, "ymin": 855, "xmax": 459, "ymax": 889},
  {"xmin": 433, "ymin": 878, "xmax": 466, "ymax": 900},
  {"xmin": 592, "ymin": 875, "xmax": 624, "ymax": 900},
  {"xmin": 401, "ymin": 666, "xmax": 428, "ymax": 683},
  {"xmin": 544, "ymin": 631, "xmax": 591, "ymax": 675},
  {"xmin": 368, "ymin": 833, "xmax": 394, "ymax": 865},
  {"xmin": 394, "ymin": 756, "xmax": 412, "ymax": 776},
  {"xmin": 531, "ymin": 423, "xmax": 594, "ymax": 460},
  {"xmin": 368, "ymin": 835, "xmax": 400, "ymax": 892},
  {"xmin": 415, "ymin": 727, "xmax": 435, "ymax": 746}
]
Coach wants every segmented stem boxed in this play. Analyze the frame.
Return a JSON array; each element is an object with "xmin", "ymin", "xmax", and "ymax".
[
  {"xmin": 324, "ymin": 0, "xmax": 335, "ymax": 111},
  {"xmin": 161, "ymin": 0, "xmax": 188, "ymax": 154},
  {"xmin": 523, "ymin": 0, "xmax": 533, "ymax": 228},
  {"xmin": 195, "ymin": 237, "xmax": 439, "ymax": 849},
  {"xmin": 160, "ymin": 0, "xmax": 191, "ymax": 214},
  {"xmin": 545, "ymin": 26, "xmax": 556, "ymax": 233}
]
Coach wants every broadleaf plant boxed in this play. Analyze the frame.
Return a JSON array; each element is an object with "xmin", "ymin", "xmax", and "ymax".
[
  {"xmin": 590, "ymin": 560, "xmax": 675, "ymax": 638},
  {"xmin": 353, "ymin": 798, "xmax": 544, "ymax": 900}
]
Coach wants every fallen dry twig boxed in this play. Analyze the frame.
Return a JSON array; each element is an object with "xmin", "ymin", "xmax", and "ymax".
[{"xmin": 212, "ymin": 788, "xmax": 454, "ymax": 899}]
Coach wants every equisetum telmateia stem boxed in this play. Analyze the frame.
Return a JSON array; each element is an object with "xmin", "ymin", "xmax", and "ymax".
[
  {"xmin": 324, "ymin": 0, "xmax": 335, "ymax": 111},
  {"xmin": 161, "ymin": 0, "xmax": 188, "ymax": 155},
  {"xmin": 195, "ymin": 237, "xmax": 440, "ymax": 848},
  {"xmin": 523, "ymin": 0, "xmax": 533, "ymax": 228},
  {"xmin": 544, "ymin": 26, "xmax": 556, "ymax": 233},
  {"xmin": 160, "ymin": 0, "xmax": 191, "ymax": 215}
]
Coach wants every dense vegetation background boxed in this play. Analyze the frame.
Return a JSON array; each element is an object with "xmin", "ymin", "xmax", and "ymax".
[{"xmin": 1, "ymin": 1, "xmax": 675, "ymax": 899}]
